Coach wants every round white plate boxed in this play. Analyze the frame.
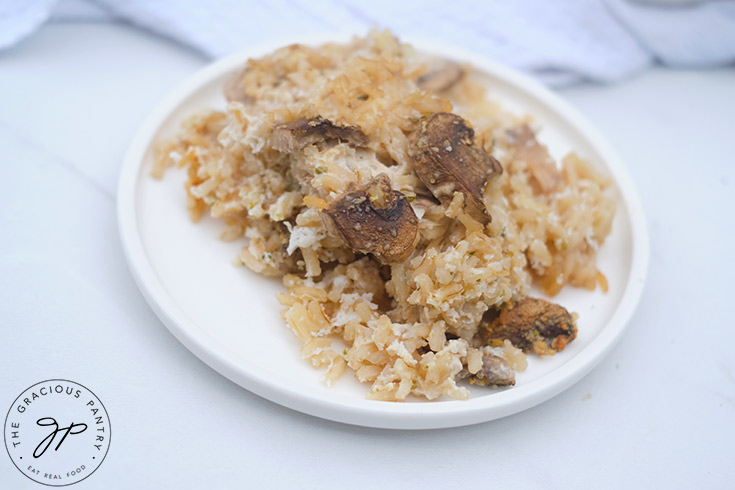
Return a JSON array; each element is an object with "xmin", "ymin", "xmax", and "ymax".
[{"xmin": 118, "ymin": 35, "xmax": 648, "ymax": 430}]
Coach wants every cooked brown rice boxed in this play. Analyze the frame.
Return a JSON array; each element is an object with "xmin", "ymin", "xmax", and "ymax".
[{"xmin": 153, "ymin": 30, "xmax": 615, "ymax": 401}]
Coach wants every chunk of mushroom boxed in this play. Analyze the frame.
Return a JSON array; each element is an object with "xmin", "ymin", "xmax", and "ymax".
[
  {"xmin": 272, "ymin": 116, "xmax": 368, "ymax": 153},
  {"xmin": 321, "ymin": 174, "xmax": 419, "ymax": 263},
  {"xmin": 469, "ymin": 354, "xmax": 516, "ymax": 387},
  {"xmin": 417, "ymin": 62, "xmax": 465, "ymax": 93},
  {"xmin": 506, "ymin": 124, "xmax": 563, "ymax": 193},
  {"xmin": 478, "ymin": 298, "xmax": 577, "ymax": 355},
  {"xmin": 408, "ymin": 113, "xmax": 503, "ymax": 224},
  {"xmin": 223, "ymin": 67, "xmax": 253, "ymax": 104}
]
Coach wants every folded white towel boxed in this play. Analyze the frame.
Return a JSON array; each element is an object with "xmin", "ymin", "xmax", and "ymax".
[
  {"xmin": 0, "ymin": 0, "xmax": 56, "ymax": 50},
  {"xmin": 3, "ymin": 0, "xmax": 734, "ymax": 86}
]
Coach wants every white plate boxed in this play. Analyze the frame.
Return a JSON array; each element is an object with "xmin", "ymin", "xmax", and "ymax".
[{"xmin": 117, "ymin": 35, "xmax": 648, "ymax": 429}]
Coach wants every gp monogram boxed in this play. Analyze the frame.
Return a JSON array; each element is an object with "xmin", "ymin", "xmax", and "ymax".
[{"xmin": 4, "ymin": 379, "xmax": 111, "ymax": 486}]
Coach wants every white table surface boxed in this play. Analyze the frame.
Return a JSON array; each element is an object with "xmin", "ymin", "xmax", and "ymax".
[{"xmin": 1, "ymin": 23, "xmax": 733, "ymax": 489}]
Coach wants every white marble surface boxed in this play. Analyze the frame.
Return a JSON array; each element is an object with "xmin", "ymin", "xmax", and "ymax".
[{"xmin": 1, "ymin": 23, "xmax": 733, "ymax": 489}]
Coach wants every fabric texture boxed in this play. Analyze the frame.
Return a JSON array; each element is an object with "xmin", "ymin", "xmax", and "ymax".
[{"xmin": 3, "ymin": 0, "xmax": 734, "ymax": 86}]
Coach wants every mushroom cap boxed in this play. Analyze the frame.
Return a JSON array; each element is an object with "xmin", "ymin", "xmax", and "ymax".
[
  {"xmin": 223, "ymin": 67, "xmax": 253, "ymax": 104},
  {"xmin": 322, "ymin": 174, "xmax": 419, "ymax": 263},
  {"xmin": 408, "ymin": 112, "xmax": 502, "ymax": 225},
  {"xmin": 480, "ymin": 298, "xmax": 577, "ymax": 355},
  {"xmin": 272, "ymin": 116, "xmax": 368, "ymax": 153},
  {"xmin": 470, "ymin": 354, "xmax": 516, "ymax": 387},
  {"xmin": 506, "ymin": 124, "xmax": 563, "ymax": 193},
  {"xmin": 417, "ymin": 62, "xmax": 465, "ymax": 93}
]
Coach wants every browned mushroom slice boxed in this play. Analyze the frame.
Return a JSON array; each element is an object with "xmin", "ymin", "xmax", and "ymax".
[
  {"xmin": 322, "ymin": 175, "xmax": 419, "ymax": 263},
  {"xmin": 272, "ymin": 116, "xmax": 368, "ymax": 153},
  {"xmin": 469, "ymin": 354, "xmax": 516, "ymax": 387},
  {"xmin": 223, "ymin": 67, "xmax": 253, "ymax": 104},
  {"xmin": 479, "ymin": 298, "xmax": 577, "ymax": 356},
  {"xmin": 408, "ymin": 113, "xmax": 503, "ymax": 224},
  {"xmin": 506, "ymin": 124, "xmax": 563, "ymax": 193},
  {"xmin": 417, "ymin": 62, "xmax": 465, "ymax": 92}
]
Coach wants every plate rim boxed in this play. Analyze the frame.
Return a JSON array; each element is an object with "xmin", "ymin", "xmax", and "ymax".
[{"xmin": 117, "ymin": 33, "xmax": 649, "ymax": 429}]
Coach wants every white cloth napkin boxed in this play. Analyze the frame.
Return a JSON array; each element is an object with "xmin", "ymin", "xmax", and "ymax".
[{"xmin": 3, "ymin": 0, "xmax": 735, "ymax": 86}]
